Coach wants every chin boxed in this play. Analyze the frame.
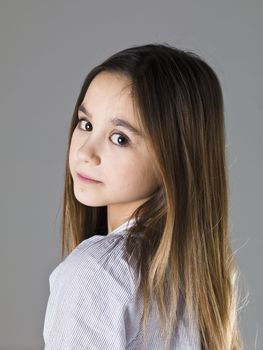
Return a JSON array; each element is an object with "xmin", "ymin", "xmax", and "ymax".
[{"xmin": 73, "ymin": 191, "xmax": 106, "ymax": 207}]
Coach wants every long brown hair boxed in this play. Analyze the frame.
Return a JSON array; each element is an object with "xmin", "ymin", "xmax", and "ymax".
[{"xmin": 61, "ymin": 43, "xmax": 244, "ymax": 349}]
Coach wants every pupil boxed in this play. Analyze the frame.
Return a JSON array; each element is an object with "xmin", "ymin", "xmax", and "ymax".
[
  {"xmin": 86, "ymin": 122, "xmax": 92, "ymax": 131},
  {"xmin": 118, "ymin": 136, "xmax": 125, "ymax": 144}
]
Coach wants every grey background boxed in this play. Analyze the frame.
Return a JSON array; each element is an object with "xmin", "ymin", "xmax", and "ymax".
[{"xmin": 0, "ymin": 0, "xmax": 262, "ymax": 349}]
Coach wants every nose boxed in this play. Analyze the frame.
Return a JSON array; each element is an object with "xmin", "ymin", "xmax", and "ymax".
[{"xmin": 77, "ymin": 138, "xmax": 101, "ymax": 165}]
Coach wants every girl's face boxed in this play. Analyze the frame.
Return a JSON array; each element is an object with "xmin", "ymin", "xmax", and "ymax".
[{"xmin": 69, "ymin": 71, "xmax": 160, "ymax": 222}]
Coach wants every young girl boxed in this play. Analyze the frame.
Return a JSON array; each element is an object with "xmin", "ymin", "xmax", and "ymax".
[{"xmin": 43, "ymin": 43, "xmax": 244, "ymax": 349}]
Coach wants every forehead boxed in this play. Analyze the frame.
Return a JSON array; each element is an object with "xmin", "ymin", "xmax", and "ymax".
[
  {"xmin": 79, "ymin": 72, "xmax": 145, "ymax": 137},
  {"xmin": 81, "ymin": 72, "xmax": 139, "ymax": 122},
  {"xmin": 85, "ymin": 71, "xmax": 133, "ymax": 105}
]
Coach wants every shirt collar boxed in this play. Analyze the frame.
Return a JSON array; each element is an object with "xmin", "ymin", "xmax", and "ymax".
[{"xmin": 109, "ymin": 218, "xmax": 136, "ymax": 235}]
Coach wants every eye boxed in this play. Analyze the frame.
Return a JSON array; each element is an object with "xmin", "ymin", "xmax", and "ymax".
[
  {"xmin": 78, "ymin": 118, "xmax": 92, "ymax": 131},
  {"xmin": 110, "ymin": 133, "xmax": 130, "ymax": 147},
  {"xmin": 77, "ymin": 118, "xmax": 130, "ymax": 147}
]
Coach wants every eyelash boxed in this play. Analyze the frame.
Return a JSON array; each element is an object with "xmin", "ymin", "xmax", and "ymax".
[{"xmin": 77, "ymin": 118, "xmax": 130, "ymax": 148}]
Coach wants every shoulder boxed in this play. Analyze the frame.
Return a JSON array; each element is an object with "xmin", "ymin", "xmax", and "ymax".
[
  {"xmin": 44, "ymin": 235, "xmax": 140, "ymax": 348},
  {"xmin": 52, "ymin": 234, "xmax": 138, "ymax": 301}
]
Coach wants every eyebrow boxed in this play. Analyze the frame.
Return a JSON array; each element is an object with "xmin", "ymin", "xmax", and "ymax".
[{"xmin": 77, "ymin": 105, "xmax": 142, "ymax": 137}]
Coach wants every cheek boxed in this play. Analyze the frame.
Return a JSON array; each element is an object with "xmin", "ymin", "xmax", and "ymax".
[
  {"xmin": 137, "ymin": 151, "xmax": 160, "ymax": 187},
  {"xmin": 121, "ymin": 154, "xmax": 158, "ymax": 188},
  {"xmin": 139, "ymin": 162, "xmax": 157, "ymax": 186}
]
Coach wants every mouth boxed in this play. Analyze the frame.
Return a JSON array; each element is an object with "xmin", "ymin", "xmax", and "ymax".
[{"xmin": 76, "ymin": 172, "xmax": 102, "ymax": 184}]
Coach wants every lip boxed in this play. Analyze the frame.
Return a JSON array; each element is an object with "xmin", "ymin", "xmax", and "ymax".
[{"xmin": 76, "ymin": 172, "xmax": 102, "ymax": 184}]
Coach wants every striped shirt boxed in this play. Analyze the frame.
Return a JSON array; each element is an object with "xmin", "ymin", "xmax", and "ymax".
[{"xmin": 43, "ymin": 218, "xmax": 201, "ymax": 349}]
